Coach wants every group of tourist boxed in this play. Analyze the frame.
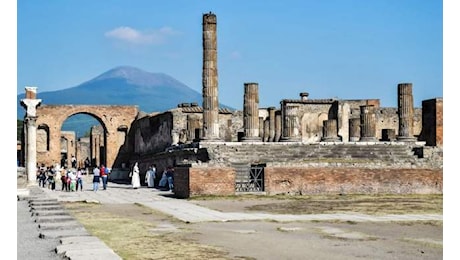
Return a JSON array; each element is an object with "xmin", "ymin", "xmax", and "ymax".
[
  {"xmin": 91, "ymin": 164, "xmax": 110, "ymax": 191},
  {"xmin": 37, "ymin": 162, "xmax": 174, "ymax": 192},
  {"xmin": 36, "ymin": 164, "xmax": 84, "ymax": 192},
  {"xmin": 130, "ymin": 162, "xmax": 174, "ymax": 191}
]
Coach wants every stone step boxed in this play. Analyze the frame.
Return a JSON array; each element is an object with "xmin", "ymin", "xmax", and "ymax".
[
  {"xmin": 30, "ymin": 205, "xmax": 64, "ymax": 211},
  {"xmin": 38, "ymin": 221, "xmax": 83, "ymax": 230},
  {"xmin": 34, "ymin": 215, "xmax": 75, "ymax": 223},
  {"xmin": 31, "ymin": 210, "xmax": 70, "ymax": 217},
  {"xmin": 39, "ymin": 228, "xmax": 90, "ymax": 239}
]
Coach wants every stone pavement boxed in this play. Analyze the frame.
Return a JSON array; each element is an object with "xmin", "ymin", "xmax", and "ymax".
[{"xmin": 17, "ymin": 180, "xmax": 443, "ymax": 259}]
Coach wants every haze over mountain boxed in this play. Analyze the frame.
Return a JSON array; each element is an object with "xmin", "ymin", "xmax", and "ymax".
[
  {"xmin": 17, "ymin": 66, "xmax": 233, "ymax": 137},
  {"xmin": 17, "ymin": 66, "xmax": 215, "ymax": 117}
]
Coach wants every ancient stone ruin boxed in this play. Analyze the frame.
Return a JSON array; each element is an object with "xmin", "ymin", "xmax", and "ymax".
[{"xmin": 20, "ymin": 12, "xmax": 443, "ymax": 197}]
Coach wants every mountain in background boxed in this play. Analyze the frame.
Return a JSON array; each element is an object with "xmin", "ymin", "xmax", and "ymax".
[{"xmin": 17, "ymin": 66, "xmax": 234, "ymax": 137}]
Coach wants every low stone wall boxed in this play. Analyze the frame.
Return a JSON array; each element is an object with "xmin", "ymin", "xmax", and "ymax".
[{"xmin": 265, "ymin": 167, "xmax": 442, "ymax": 195}]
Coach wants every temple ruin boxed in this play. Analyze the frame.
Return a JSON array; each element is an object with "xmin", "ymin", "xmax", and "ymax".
[{"xmin": 20, "ymin": 12, "xmax": 442, "ymax": 197}]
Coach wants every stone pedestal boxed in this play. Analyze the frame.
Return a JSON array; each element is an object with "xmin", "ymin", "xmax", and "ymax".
[
  {"xmin": 359, "ymin": 105, "xmax": 378, "ymax": 142},
  {"xmin": 321, "ymin": 119, "xmax": 340, "ymax": 142}
]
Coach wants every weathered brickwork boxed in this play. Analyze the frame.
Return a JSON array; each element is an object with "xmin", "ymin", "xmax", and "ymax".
[
  {"xmin": 35, "ymin": 105, "xmax": 138, "ymax": 168},
  {"xmin": 264, "ymin": 167, "xmax": 442, "ymax": 195},
  {"xmin": 174, "ymin": 166, "xmax": 235, "ymax": 198}
]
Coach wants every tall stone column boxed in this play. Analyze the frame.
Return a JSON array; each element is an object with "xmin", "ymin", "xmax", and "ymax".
[
  {"xmin": 242, "ymin": 83, "xmax": 261, "ymax": 142},
  {"xmin": 201, "ymin": 12, "xmax": 220, "ymax": 141},
  {"xmin": 20, "ymin": 86, "xmax": 42, "ymax": 184},
  {"xmin": 280, "ymin": 104, "xmax": 301, "ymax": 142},
  {"xmin": 275, "ymin": 110, "xmax": 282, "ymax": 142},
  {"xmin": 349, "ymin": 118, "xmax": 361, "ymax": 142},
  {"xmin": 268, "ymin": 107, "xmax": 276, "ymax": 142},
  {"xmin": 321, "ymin": 119, "xmax": 340, "ymax": 142},
  {"xmin": 259, "ymin": 117, "xmax": 264, "ymax": 140},
  {"xmin": 397, "ymin": 83, "xmax": 416, "ymax": 141},
  {"xmin": 24, "ymin": 116, "xmax": 38, "ymax": 183},
  {"xmin": 359, "ymin": 105, "xmax": 377, "ymax": 142}
]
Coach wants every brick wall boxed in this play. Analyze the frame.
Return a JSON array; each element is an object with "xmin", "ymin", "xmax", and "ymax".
[
  {"xmin": 174, "ymin": 166, "xmax": 235, "ymax": 198},
  {"xmin": 265, "ymin": 167, "xmax": 442, "ymax": 195}
]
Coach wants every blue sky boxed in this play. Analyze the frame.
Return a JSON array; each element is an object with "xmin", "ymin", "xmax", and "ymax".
[{"xmin": 16, "ymin": 0, "xmax": 443, "ymax": 110}]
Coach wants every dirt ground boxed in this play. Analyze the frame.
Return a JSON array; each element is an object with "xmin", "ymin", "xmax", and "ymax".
[{"xmin": 65, "ymin": 195, "xmax": 443, "ymax": 260}]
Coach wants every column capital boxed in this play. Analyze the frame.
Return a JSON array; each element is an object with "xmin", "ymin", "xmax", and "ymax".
[{"xmin": 20, "ymin": 99, "xmax": 42, "ymax": 117}]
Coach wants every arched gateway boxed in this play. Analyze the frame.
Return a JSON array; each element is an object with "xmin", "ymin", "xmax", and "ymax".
[{"xmin": 35, "ymin": 105, "xmax": 138, "ymax": 169}]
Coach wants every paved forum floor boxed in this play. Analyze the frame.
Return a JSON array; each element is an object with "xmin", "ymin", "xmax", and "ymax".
[{"xmin": 17, "ymin": 180, "xmax": 443, "ymax": 259}]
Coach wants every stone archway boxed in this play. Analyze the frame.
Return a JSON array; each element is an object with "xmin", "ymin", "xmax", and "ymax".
[{"xmin": 35, "ymin": 105, "xmax": 138, "ymax": 168}]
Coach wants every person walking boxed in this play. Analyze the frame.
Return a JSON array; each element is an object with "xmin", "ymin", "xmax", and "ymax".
[
  {"xmin": 100, "ymin": 164, "xmax": 108, "ymax": 190},
  {"xmin": 38, "ymin": 166, "xmax": 47, "ymax": 188},
  {"xmin": 92, "ymin": 166, "xmax": 101, "ymax": 192},
  {"xmin": 145, "ymin": 164, "xmax": 156, "ymax": 188},
  {"xmin": 68, "ymin": 170, "xmax": 77, "ymax": 192},
  {"xmin": 76, "ymin": 168, "xmax": 83, "ymax": 191},
  {"xmin": 71, "ymin": 155, "xmax": 77, "ymax": 168},
  {"xmin": 165, "ymin": 166, "xmax": 174, "ymax": 191},
  {"xmin": 46, "ymin": 166, "xmax": 56, "ymax": 190},
  {"xmin": 60, "ymin": 167, "xmax": 68, "ymax": 191},
  {"xmin": 159, "ymin": 169, "xmax": 168, "ymax": 188},
  {"xmin": 130, "ymin": 162, "xmax": 141, "ymax": 189}
]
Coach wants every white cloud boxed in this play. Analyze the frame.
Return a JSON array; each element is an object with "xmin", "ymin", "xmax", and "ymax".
[{"xmin": 105, "ymin": 26, "xmax": 179, "ymax": 45}]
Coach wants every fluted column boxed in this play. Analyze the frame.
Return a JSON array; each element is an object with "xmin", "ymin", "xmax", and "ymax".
[
  {"xmin": 268, "ymin": 107, "xmax": 276, "ymax": 142},
  {"xmin": 201, "ymin": 12, "xmax": 220, "ymax": 141},
  {"xmin": 321, "ymin": 119, "xmax": 340, "ymax": 142},
  {"xmin": 359, "ymin": 105, "xmax": 377, "ymax": 142},
  {"xmin": 397, "ymin": 83, "xmax": 416, "ymax": 141},
  {"xmin": 349, "ymin": 118, "xmax": 361, "ymax": 142},
  {"xmin": 280, "ymin": 104, "xmax": 301, "ymax": 142},
  {"xmin": 274, "ymin": 110, "xmax": 282, "ymax": 142},
  {"xmin": 242, "ymin": 83, "xmax": 261, "ymax": 142}
]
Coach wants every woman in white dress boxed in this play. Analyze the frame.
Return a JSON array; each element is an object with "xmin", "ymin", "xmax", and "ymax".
[{"xmin": 130, "ymin": 162, "xmax": 141, "ymax": 189}]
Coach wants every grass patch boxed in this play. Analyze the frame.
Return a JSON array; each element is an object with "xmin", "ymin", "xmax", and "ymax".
[
  {"xmin": 63, "ymin": 202, "xmax": 233, "ymax": 260},
  {"xmin": 190, "ymin": 194, "xmax": 442, "ymax": 215}
]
